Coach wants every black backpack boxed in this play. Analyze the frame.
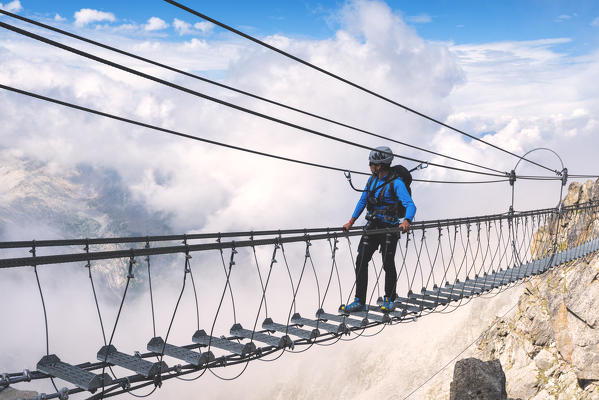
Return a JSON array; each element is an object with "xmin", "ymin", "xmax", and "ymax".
[
  {"xmin": 389, "ymin": 165, "xmax": 412, "ymax": 196},
  {"xmin": 366, "ymin": 164, "xmax": 413, "ymax": 218}
]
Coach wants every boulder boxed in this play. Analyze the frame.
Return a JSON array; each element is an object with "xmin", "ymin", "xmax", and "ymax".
[{"xmin": 449, "ymin": 358, "xmax": 508, "ymax": 400}]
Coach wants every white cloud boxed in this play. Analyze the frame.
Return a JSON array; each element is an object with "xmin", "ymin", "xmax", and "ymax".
[
  {"xmin": 445, "ymin": 38, "xmax": 599, "ymax": 211},
  {"xmin": 0, "ymin": 0, "xmax": 22, "ymax": 12},
  {"xmin": 592, "ymin": 17, "xmax": 599, "ymax": 27},
  {"xmin": 144, "ymin": 16, "xmax": 168, "ymax": 31},
  {"xmin": 555, "ymin": 14, "xmax": 573, "ymax": 22},
  {"xmin": 194, "ymin": 21, "xmax": 214, "ymax": 34},
  {"xmin": 172, "ymin": 18, "xmax": 213, "ymax": 35},
  {"xmin": 53, "ymin": 13, "xmax": 66, "ymax": 22},
  {"xmin": 173, "ymin": 17, "xmax": 192, "ymax": 35},
  {"xmin": 406, "ymin": 13, "xmax": 432, "ymax": 23},
  {"xmin": 73, "ymin": 8, "xmax": 116, "ymax": 27}
]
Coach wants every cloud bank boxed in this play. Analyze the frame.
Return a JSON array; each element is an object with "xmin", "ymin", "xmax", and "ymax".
[
  {"xmin": 0, "ymin": 0, "xmax": 21, "ymax": 12},
  {"xmin": 74, "ymin": 8, "xmax": 116, "ymax": 27},
  {"xmin": 144, "ymin": 17, "xmax": 169, "ymax": 32}
]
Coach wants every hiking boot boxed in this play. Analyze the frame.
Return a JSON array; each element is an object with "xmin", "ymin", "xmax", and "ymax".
[
  {"xmin": 380, "ymin": 296, "xmax": 395, "ymax": 312},
  {"xmin": 341, "ymin": 298, "xmax": 366, "ymax": 313}
]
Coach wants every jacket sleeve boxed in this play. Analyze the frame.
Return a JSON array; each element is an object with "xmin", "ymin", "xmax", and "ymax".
[
  {"xmin": 394, "ymin": 179, "xmax": 416, "ymax": 221},
  {"xmin": 351, "ymin": 177, "xmax": 372, "ymax": 220}
]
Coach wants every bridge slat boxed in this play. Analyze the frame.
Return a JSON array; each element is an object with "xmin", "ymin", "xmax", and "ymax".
[
  {"xmin": 291, "ymin": 313, "xmax": 347, "ymax": 334},
  {"xmin": 441, "ymin": 282, "xmax": 483, "ymax": 295},
  {"xmin": 97, "ymin": 345, "xmax": 167, "ymax": 378},
  {"xmin": 147, "ymin": 337, "xmax": 214, "ymax": 366},
  {"xmin": 410, "ymin": 292, "xmax": 450, "ymax": 306},
  {"xmin": 344, "ymin": 305, "xmax": 391, "ymax": 323},
  {"xmin": 415, "ymin": 290, "xmax": 456, "ymax": 303},
  {"xmin": 392, "ymin": 301, "xmax": 422, "ymax": 314},
  {"xmin": 316, "ymin": 309, "xmax": 366, "ymax": 328},
  {"xmin": 262, "ymin": 318, "xmax": 319, "ymax": 340},
  {"xmin": 192, "ymin": 329, "xmax": 255, "ymax": 357},
  {"xmin": 395, "ymin": 296, "xmax": 437, "ymax": 309},
  {"xmin": 460, "ymin": 280, "xmax": 497, "ymax": 291},
  {"xmin": 37, "ymin": 355, "xmax": 111, "ymax": 392},
  {"xmin": 230, "ymin": 324, "xmax": 292, "ymax": 349}
]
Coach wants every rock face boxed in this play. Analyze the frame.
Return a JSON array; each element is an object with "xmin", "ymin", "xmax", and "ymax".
[
  {"xmin": 474, "ymin": 179, "xmax": 599, "ymax": 399},
  {"xmin": 449, "ymin": 358, "xmax": 508, "ymax": 400}
]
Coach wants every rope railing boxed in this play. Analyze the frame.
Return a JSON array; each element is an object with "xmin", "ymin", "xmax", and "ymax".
[
  {"xmin": 1, "ymin": 200, "xmax": 599, "ymax": 400},
  {"xmin": 0, "ymin": 202, "xmax": 593, "ymax": 265}
]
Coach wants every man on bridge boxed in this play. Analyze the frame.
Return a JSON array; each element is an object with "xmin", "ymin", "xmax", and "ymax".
[{"xmin": 342, "ymin": 146, "xmax": 416, "ymax": 313}]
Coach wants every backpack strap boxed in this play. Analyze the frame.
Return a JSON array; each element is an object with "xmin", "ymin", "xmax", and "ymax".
[
  {"xmin": 377, "ymin": 179, "xmax": 390, "ymax": 203},
  {"xmin": 389, "ymin": 179, "xmax": 397, "ymax": 202},
  {"xmin": 366, "ymin": 175, "xmax": 376, "ymax": 193},
  {"xmin": 390, "ymin": 177, "xmax": 408, "ymax": 218}
]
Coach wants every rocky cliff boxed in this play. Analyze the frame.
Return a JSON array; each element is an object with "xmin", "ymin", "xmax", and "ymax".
[{"xmin": 473, "ymin": 179, "xmax": 599, "ymax": 399}]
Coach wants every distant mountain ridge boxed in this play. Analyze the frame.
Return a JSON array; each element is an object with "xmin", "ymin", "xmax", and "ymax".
[{"xmin": 0, "ymin": 152, "xmax": 173, "ymax": 289}]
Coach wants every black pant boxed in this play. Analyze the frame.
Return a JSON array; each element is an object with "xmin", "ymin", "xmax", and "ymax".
[{"xmin": 355, "ymin": 224, "xmax": 400, "ymax": 303}]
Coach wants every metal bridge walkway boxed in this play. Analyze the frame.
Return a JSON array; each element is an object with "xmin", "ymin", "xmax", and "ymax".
[{"xmin": 1, "ymin": 201, "xmax": 598, "ymax": 399}]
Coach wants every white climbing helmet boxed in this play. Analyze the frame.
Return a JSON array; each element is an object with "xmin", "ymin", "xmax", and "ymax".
[{"xmin": 369, "ymin": 146, "xmax": 393, "ymax": 165}]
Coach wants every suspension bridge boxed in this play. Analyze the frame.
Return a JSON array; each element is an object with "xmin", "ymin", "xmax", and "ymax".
[
  {"xmin": 1, "ymin": 197, "xmax": 598, "ymax": 400},
  {"xmin": 2, "ymin": 1, "xmax": 599, "ymax": 399}
]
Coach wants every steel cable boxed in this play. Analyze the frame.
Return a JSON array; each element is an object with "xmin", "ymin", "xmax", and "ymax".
[
  {"xmin": 0, "ymin": 22, "xmax": 512, "ymax": 179},
  {"xmin": 164, "ymin": 0, "xmax": 559, "ymax": 175},
  {"xmin": 0, "ymin": 9, "xmax": 512, "ymax": 178}
]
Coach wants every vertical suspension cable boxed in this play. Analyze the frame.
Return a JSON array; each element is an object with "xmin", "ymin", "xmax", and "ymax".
[
  {"xmin": 321, "ymin": 234, "xmax": 340, "ymax": 310},
  {"xmin": 305, "ymin": 234, "xmax": 321, "ymax": 311},
  {"xmin": 100, "ymin": 254, "xmax": 135, "ymax": 400},
  {"xmin": 422, "ymin": 227, "xmax": 442, "ymax": 292},
  {"xmin": 278, "ymin": 236, "xmax": 297, "ymax": 315},
  {"xmin": 85, "ymin": 240, "xmax": 108, "ymax": 346},
  {"xmin": 394, "ymin": 231, "xmax": 410, "ymax": 297},
  {"xmin": 158, "ymin": 250, "xmax": 192, "ymax": 374},
  {"xmin": 182, "ymin": 237, "xmax": 200, "ymax": 332},
  {"xmin": 30, "ymin": 242, "xmax": 60, "ymax": 392},
  {"xmin": 216, "ymin": 234, "xmax": 237, "ymax": 324},
  {"xmin": 250, "ymin": 243, "xmax": 279, "ymax": 340},
  {"xmin": 208, "ymin": 245, "xmax": 237, "ymax": 354},
  {"xmin": 145, "ymin": 240, "xmax": 157, "ymax": 338},
  {"xmin": 343, "ymin": 235, "xmax": 359, "ymax": 306},
  {"xmin": 250, "ymin": 233, "xmax": 269, "ymax": 318}
]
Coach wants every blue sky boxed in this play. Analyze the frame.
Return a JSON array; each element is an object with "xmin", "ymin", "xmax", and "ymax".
[{"xmin": 6, "ymin": 0, "xmax": 599, "ymax": 52}]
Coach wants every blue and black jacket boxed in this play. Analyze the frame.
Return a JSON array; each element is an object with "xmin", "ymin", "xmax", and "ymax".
[{"xmin": 352, "ymin": 174, "xmax": 416, "ymax": 226}]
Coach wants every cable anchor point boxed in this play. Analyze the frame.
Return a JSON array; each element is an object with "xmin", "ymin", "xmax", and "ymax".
[
  {"xmin": 561, "ymin": 167, "xmax": 568, "ymax": 187},
  {"xmin": 509, "ymin": 169, "xmax": 516, "ymax": 186},
  {"xmin": 410, "ymin": 161, "xmax": 429, "ymax": 172},
  {"xmin": 344, "ymin": 170, "xmax": 365, "ymax": 192},
  {"xmin": 145, "ymin": 239, "xmax": 151, "ymax": 262},
  {"xmin": 121, "ymin": 378, "xmax": 131, "ymax": 391},
  {"xmin": 58, "ymin": 387, "xmax": 69, "ymax": 400},
  {"xmin": 127, "ymin": 252, "xmax": 136, "ymax": 279}
]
